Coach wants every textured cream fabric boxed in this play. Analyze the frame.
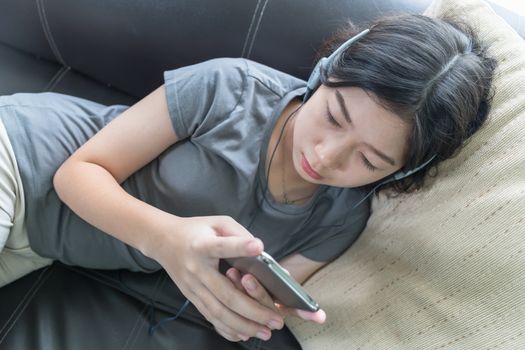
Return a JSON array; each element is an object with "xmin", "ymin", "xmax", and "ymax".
[{"xmin": 286, "ymin": 0, "xmax": 525, "ymax": 349}]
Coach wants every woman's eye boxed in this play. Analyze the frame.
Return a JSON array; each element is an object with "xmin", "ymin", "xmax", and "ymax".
[
  {"xmin": 361, "ymin": 154, "xmax": 377, "ymax": 172},
  {"xmin": 326, "ymin": 108, "xmax": 341, "ymax": 127}
]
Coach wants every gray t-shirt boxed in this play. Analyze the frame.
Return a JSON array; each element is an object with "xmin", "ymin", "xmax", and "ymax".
[{"xmin": 0, "ymin": 58, "xmax": 370, "ymax": 272}]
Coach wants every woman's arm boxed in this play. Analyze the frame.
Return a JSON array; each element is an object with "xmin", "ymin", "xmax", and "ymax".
[
  {"xmin": 53, "ymin": 86, "xmax": 179, "ymax": 256},
  {"xmin": 279, "ymin": 252, "xmax": 327, "ymax": 284},
  {"xmin": 53, "ymin": 86, "xmax": 282, "ymax": 342}
]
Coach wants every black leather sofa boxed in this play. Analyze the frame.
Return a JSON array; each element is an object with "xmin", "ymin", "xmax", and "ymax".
[{"xmin": 0, "ymin": 1, "xmax": 523, "ymax": 349}]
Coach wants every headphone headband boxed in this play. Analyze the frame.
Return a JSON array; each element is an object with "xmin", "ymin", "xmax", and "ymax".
[{"xmin": 303, "ymin": 28, "xmax": 370, "ymax": 102}]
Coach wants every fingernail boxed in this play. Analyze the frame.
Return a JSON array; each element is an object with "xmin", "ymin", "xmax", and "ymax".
[
  {"xmin": 247, "ymin": 239, "xmax": 262, "ymax": 253},
  {"xmin": 245, "ymin": 278, "xmax": 256, "ymax": 291},
  {"xmin": 317, "ymin": 309, "xmax": 327, "ymax": 323},
  {"xmin": 256, "ymin": 330, "xmax": 271, "ymax": 341},
  {"xmin": 268, "ymin": 320, "xmax": 282, "ymax": 330},
  {"xmin": 238, "ymin": 334, "xmax": 249, "ymax": 341},
  {"xmin": 297, "ymin": 309, "xmax": 326, "ymax": 323}
]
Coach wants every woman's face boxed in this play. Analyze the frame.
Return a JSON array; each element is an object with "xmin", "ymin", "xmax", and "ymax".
[{"xmin": 291, "ymin": 85, "xmax": 411, "ymax": 188}]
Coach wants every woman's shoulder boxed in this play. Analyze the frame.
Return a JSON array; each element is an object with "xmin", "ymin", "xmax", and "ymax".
[
  {"xmin": 163, "ymin": 57, "xmax": 248, "ymax": 89},
  {"xmin": 164, "ymin": 57, "xmax": 306, "ymax": 99},
  {"xmin": 241, "ymin": 58, "xmax": 307, "ymax": 97}
]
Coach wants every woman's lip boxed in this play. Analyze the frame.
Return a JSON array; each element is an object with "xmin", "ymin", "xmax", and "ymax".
[{"xmin": 301, "ymin": 154, "xmax": 322, "ymax": 180}]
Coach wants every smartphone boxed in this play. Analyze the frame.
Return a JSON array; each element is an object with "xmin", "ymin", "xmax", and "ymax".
[{"xmin": 225, "ymin": 252, "xmax": 320, "ymax": 312}]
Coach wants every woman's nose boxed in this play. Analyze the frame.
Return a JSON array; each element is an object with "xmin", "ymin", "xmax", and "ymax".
[{"xmin": 315, "ymin": 140, "xmax": 351, "ymax": 170}]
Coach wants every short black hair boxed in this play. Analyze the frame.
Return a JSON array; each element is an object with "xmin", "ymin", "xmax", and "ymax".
[{"xmin": 316, "ymin": 14, "xmax": 497, "ymax": 195}]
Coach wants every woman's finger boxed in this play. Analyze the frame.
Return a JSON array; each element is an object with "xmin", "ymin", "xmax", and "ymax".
[
  {"xmin": 275, "ymin": 304, "xmax": 327, "ymax": 324},
  {"xmin": 241, "ymin": 274, "xmax": 283, "ymax": 326},
  {"xmin": 206, "ymin": 270, "xmax": 283, "ymax": 333},
  {"xmin": 197, "ymin": 275, "xmax": 275, "ymax": 340},
  {"xmin": 183, "ymin": 286, "xmax": 241, "ymax": 338},
  {"xmin": 200, "ymin": 235, "xmax": 263, "ymax": 259},
  {"xmin": 190, "ymin": 287, "xmax": 261, "ymax": 341},
  {"xmin": 214, "ymin": 324, "xmax": 249, "ymax": 342},
  {"xmin": 225, "ymin": 267, "xmax": 244, "ymax": 291}
]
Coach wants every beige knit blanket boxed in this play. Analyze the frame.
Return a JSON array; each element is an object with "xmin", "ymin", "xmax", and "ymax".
[{"xmin": 287, "ymin": 0, "xmax": 525, "ymax": 348}]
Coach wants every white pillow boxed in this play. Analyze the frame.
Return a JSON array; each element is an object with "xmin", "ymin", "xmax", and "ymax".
[{"xmin": 286, "ymin": 0, "xmax": 525, "ymax": 349}]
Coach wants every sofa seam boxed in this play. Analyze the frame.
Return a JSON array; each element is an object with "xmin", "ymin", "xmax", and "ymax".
[
  {"xmin": 242, "ymin": 0, "xmax": 269, "ymax": 59},
  {"xmin": 44, "ymin": 66, "xmax": 71, "ymax": 91},
  {"xmin": 0, "ymin": 265, "xmax": 54, "ymax": 343},
  {"xmin": 120, "ymin": 272, "xmax": 168, "ymax": 350},
  {"xmin": 56, "ymin": 266, "xmax": 169, "ymax": 349},
  {"xmin": 35, "ymin": 0, "xmax": 68, "ymax": 67},
  {"xmin": 241, "ymin": 0, "xmax": 261, "ymax": 58},
  {"xmin": 246, "ymin": 0, "xmax": 268, "ymax": 59}
]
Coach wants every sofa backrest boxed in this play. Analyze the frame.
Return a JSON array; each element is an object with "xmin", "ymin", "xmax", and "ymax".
[
  {"xmin": 0, "ymin": 0, "xmax": 522, "ymax": 99},
  {"xmin": 0, "ymin": 0, "xmax": 431, "ymax": 98}
]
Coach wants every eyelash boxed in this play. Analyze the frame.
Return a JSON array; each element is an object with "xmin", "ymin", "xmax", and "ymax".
[
  {"xmin": 325, "ymin": 107, "xmax": 341, "ymax": 127},
  {"xmin": 326, "ymin": 105, "xmax": 377, "ymax": 172},
  {"xmin": 361, "ymin": 154, "xmax": 377, "ymax": 172}
]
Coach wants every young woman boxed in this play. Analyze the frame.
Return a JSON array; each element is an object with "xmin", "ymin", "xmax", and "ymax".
[{"xmin": 0, "ymin": 14, "xmax": 495, "ymax": 343}]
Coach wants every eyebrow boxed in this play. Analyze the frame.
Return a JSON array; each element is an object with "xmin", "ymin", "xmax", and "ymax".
[{"xmin": 335, "ymin": 89, "xmax": 397, "ymax": 167}]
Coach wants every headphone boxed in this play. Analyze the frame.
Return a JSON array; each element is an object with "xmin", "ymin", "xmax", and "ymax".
[{"xmin": 302, "ymin": 28, "xmax": 437, "ymax": 208}]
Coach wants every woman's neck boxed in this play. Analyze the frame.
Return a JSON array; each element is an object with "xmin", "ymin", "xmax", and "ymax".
[{"xmin": 266, "ymin": 98, "xmax": 319, "ymax": 204}]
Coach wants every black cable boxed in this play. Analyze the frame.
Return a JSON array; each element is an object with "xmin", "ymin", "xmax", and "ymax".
[
  {"xmin": 127, "ymin": 100, "xmax": 304, "ymax": 336},
  {"xmin": 246, "ymin": 102, "xmax": 303, "ymax": 229}
]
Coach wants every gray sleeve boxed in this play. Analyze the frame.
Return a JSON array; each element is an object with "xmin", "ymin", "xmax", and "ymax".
[
  {"xmin": 299, "ymin": 205, "xmax": 371, "ymax": 262},
  {"xmin": 163, "ymin": 58, "xmax": 247, "ymax": 140}
]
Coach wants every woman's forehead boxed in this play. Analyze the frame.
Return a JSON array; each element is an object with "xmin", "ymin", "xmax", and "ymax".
[{"xmin": 331, "ymin": 87, "xmax": 411, "ymax": 161}]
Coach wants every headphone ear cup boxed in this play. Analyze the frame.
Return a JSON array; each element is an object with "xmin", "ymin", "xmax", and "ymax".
[
  {"xmin": 350, "ymin": 157, "xmax": 436, "ymax": 210},
  {"xmin": 303, "ymin": 29, "xmax": 369, "ymax": 103},
  {"xmin": 391, "ymin": 155, "xmax": 437, "ymax": 181},
  {"xmin": 392, "ymin": 170, "xmax": 411, "ymax": 181}
]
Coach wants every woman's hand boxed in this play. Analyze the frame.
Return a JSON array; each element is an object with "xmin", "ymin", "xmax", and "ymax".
[
  {"xmin": 147, "ymin": 215, "xmax": 284, "ymax": 342},
  {"xmin": 225, "ymin": 267, "xmax": 326, "ymax": 337}
]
